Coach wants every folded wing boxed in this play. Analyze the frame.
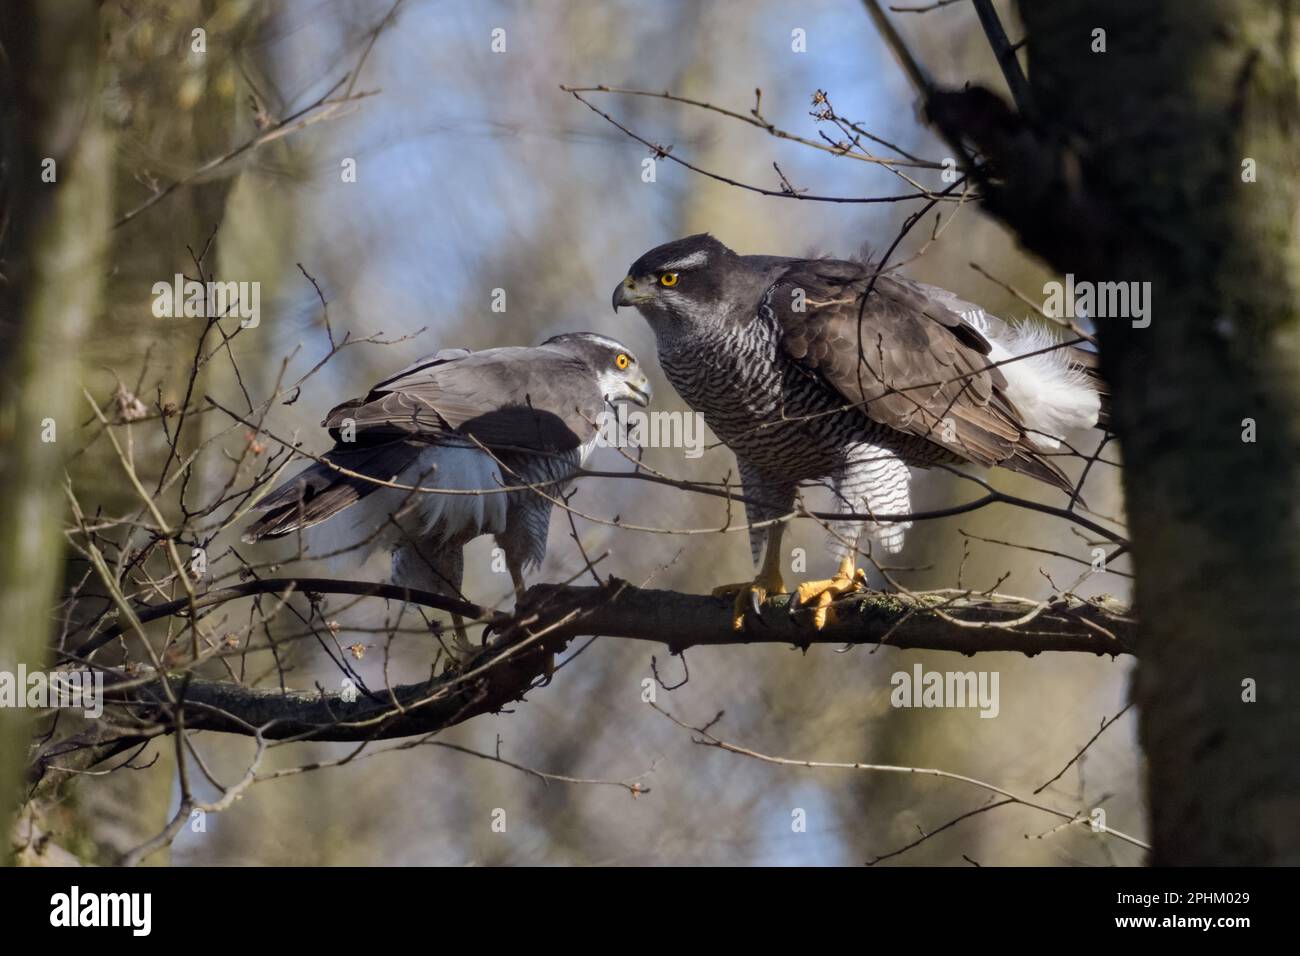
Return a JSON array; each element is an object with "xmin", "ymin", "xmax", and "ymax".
[
  {"xmin": 766, "ymin": 258, "xmax": 1075, "ymax": 492},
  {"xmin": 245, "ymin": 347, "xmax": 605, "ymax": 541}
]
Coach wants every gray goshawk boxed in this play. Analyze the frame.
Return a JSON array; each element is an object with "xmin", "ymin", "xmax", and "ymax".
[
  {"xmin": 244, "ymin": 332, "xmax": 651, "ymax": 649},
  {"xmin": 613, "ymin": 234, "xmax": 1103, "ymax": 628}
]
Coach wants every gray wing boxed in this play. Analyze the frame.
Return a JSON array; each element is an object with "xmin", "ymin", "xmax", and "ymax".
[
  {"xmin": 245, "ymin": 345, "xmax": 604, "ymax": 542},
  {"xmin": 322, "ymin": 346, "xmax": 606, "ymax": 453}
]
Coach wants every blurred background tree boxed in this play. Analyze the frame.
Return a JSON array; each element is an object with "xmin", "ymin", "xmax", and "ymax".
[{"xmin": 4, "ymin": 0, "xmax": 1144, "ymax": 866}]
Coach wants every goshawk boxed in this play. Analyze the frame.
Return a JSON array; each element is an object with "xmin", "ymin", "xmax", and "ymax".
[
  {"xmin": 244, "ymin": 332, "xmax": 651, "ymax": 648},
  {"xmin": 613, "ymin": 234, "xmax": 1103, "ymax": 628}
]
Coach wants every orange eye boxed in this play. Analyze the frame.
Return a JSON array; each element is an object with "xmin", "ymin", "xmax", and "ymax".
[
  {"xmin": 659, "ymin": 272, "xmax": 679, "ymax": 287},
  {"xmin": 615, "ymin": 353, "xmax": 630, "ymax": 370}
]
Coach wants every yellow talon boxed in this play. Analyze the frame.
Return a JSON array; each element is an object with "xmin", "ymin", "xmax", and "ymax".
[
  {"xmin": 713, "ymin": 577, "xmax": 785, "ymax": 631},
  {"xmin": 791, "ymin": 556, "xmax": 868, "ymax": 629},
  {"xmin": 713, "ymin": 523, "xmax": 790, "ymax": 630},
  {"xmin": 712, "ymin": 555, "xmax": 788, "ymax": 631}
]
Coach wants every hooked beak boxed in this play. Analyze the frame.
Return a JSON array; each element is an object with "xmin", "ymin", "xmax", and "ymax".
[
  {"xmin": 627, "ymin": 375, "xmax": 652, "ymax": 407},
  {"xmin": 612, "ymin": 275, "xmax": 649, "ymax": 312}
]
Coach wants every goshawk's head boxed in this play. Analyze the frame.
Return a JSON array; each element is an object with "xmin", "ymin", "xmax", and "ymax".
[
  {"xmin": 541, "ymin": 332, "xmax": 652, "ymax": 407},
  {"xmin": 613, "ymin": 234, "xmax": 760, "ymax": 332}
]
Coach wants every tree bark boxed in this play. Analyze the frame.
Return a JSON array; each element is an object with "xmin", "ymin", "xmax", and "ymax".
[
  {"xmin": 927, "ymin": 0, "xmax": 1300, "ymax": 863},
  {"xmin": 37, "ymin": 578, "xmax": 1132, "ymax": 755},
  {"xmin": 0, "ymin": 1, "xmax": 110, "ymax": 862}
]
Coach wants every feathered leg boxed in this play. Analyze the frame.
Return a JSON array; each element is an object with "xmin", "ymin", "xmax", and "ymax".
[
  {"xmin": 711, "ymin": 461, "xmax": 795, "ymax": 630},
  {"xmin": 494, "ymin": 529, "xmax": 556, "ymax": 682},
  {"xmin": 392, "ymin": 539, "xmax": 473, "ymax": 660},
  {"xmin": 791, "ymin": 443, "xmax": 911, "ymax": 629}
]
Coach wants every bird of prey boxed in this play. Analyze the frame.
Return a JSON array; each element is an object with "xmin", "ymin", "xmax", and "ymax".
[
  {"xmin": 613, "ymin": 234, "xmax": 1104, "ymax": 628},
  {"xmin": 244, "ymin": 333, "xmax": 651, "ymax": 651}
]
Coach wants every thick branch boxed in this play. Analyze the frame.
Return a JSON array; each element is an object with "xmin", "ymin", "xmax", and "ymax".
[
  {"xmin": 80, "ymin": 578, "xmax": 1134, "ymax": 745},
  {"xmin": 103, "ymin": 650, "xmax": 548, "ymax": 743},
  {"xmin": 521, "ymin": 581, "xmax": 1133, "ymax": 657}
]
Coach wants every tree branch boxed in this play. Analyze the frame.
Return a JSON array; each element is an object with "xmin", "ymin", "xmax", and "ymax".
[
  {"xmin": 970, "ymin": 0, "xmax": 1035, "ymax": 118},
  {"xmin": 69, "ymin": 576, "xmax": 501, "ymax": 660},
  {"xmin": 76, "ymin": 577, "xmax": 1134, "ymax": 745}
]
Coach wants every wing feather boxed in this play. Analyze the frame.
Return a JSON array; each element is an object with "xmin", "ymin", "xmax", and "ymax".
[
  {"xmin": 322, "ymin": 347, "xmax": 604, "ymax": 453},
  {"xmin": 768, "ymin": 259, "xmax": 1071, "ymax": 491}
]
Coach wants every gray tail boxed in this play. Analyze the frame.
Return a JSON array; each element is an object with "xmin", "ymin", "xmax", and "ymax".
[{"xmin": 242, "ymin": 443, "xmax": 418, "ymax": 543}]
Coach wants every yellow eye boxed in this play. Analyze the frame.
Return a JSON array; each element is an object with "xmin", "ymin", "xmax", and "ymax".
[
  {"xmin": 659, "ymin": 272, "xmax": 679, "ymax": 287},
  {"xmin": 615, "ymin": 353, "xmax": 631, "ymax": 370}
]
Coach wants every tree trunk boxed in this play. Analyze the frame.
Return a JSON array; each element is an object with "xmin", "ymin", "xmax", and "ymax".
[
  {"xmin": 0, "ymin": 0, "xmax": 110, "ymax": 860},
  {"xmin": 971, "ymin": 0, "xmax": 1300, "ymax": 863}
]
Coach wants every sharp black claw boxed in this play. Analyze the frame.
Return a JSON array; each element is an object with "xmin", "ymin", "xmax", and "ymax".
[{"xmin": 750, "ymin": 589, "xmax": 764, "ymax": 616}]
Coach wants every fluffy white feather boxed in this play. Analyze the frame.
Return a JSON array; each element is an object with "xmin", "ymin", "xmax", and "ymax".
[
  {"xmin": 956, "ymin": 306, "xmax": 1097, "ymax": 452},
  {"xmin": 979, "ymin": 319, "xmax": 1100, "ymax": 450},
  {"xmin": 914, "ymin": 283, "xmax": 1102, "ymax": 451},
  {"xmin": 304, "ymin": 445, "xmax": 509, "ymax": 570}
]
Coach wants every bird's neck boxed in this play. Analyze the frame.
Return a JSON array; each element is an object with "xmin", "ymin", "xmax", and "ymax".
[{"xmin": 649, "ymin": 309, "xmax": 729, "ymax": 366}]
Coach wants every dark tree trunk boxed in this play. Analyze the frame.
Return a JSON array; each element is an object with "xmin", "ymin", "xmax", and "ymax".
[{"xmin": 938, "ymin": 0, "xmax": 1300, "ymax": 863}]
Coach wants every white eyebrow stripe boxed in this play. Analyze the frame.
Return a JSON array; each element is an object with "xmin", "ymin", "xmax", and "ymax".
[{"xmin": 659, "ymin": 251, "xmax": 709, "ymax": 271}]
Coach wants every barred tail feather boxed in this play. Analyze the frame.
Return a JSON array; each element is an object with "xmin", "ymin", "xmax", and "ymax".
[
  {"xmin": 1003, "ymin": 447, "xmax": 1076, "ymax": 497},
  {"xmin": 242, "ymin": 444, "xmax": 418, "ymax": 542}
]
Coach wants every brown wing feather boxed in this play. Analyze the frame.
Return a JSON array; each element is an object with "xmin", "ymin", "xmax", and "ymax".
[{"xmin": 769, "ymin": 258, "xmax": 1071, "ymax": 492}]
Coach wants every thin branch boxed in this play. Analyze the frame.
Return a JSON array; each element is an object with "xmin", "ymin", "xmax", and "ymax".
[
  {"xmin": 1034, "ymin": 702, "xmax": 1134, "ymax": 795},
  {"xmin": 68, "ymin": 577, "xmax": 500, "ymax": 660},
  {"xmin": 559, "ymin": 84, "xmax": 941, "ymax": 169},
  {"xmin": 970, "ymin": 0, "xmax": 1035, "ymax": 118},
  {"xmin": 654, "ymin": 704, "xmax": 1149, "ymax": 853},
  {"xmin": 563, "ymin": 88, "xmax": 951, "ymax": 205},
  {"xmin": 861, "ymin": 0, "xmax": 936, "ymax": 99},
  {"xmin": 114, "ymin": 84, "xmax": 377, "ymax": 229}
]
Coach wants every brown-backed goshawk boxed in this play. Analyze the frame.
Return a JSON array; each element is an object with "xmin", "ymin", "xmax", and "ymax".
[{"xmin": 613, "ymin": 234, "xmax": 1104, "ymax": 628}]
